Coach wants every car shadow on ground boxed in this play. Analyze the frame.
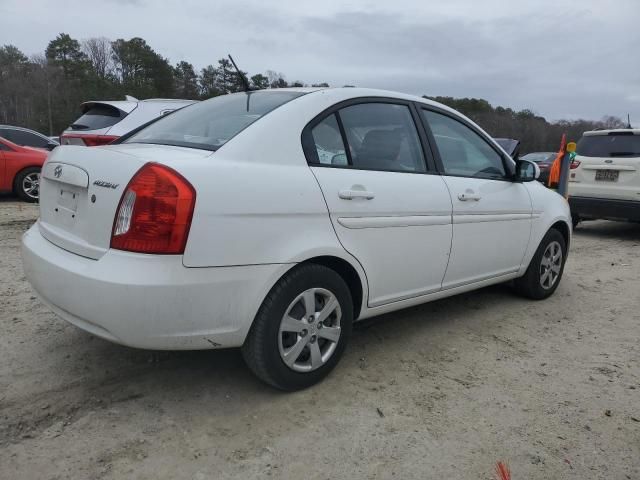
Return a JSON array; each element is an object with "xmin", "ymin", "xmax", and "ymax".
[
  {"xmin": 573, "ymin": 220, "xmax": 640, "ymax": 241},
  {"xmin": 35, "ymin": 281, "xmax": 517, "ymax": 408}
]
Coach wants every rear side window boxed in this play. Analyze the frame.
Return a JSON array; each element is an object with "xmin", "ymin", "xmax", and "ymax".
[
  {"xmin": 577, "ymin": 134, "xmax": 640, "ymax": 157},
  {"xmin": 1, "ymin": 128, "xmax": 49, "ymax": 148},
  {"xmin": 125, "ymin": 91, "xmax": 305, "ymax": 151},
  {"xmin": 422, "ymin": 109, "xmax": 506, "ymax": 179},
  {"xmin": 70, "ymin": 104, "xmax": 126, "ymax": 131},
  {"xmin": 311, "ymin": 114, "xmax": 347, "ymax": 165}
]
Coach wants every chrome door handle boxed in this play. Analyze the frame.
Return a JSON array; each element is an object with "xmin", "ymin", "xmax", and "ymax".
[
  {"xmin": 339, "ymin": 189, "xmax": 375, "ymax": 200},
  {"xmin": 458, "ymin": 192, "xmax": 481, "ymax": 201}
]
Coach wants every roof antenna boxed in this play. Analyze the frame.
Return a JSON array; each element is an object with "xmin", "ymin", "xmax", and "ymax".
[
  {"xmin": 228, "ymin": 54, "xmax": 252, "ymax": 92},
  {"xmin": 627, "ymin": 113, "xmax": 632, "ymax": 129}
]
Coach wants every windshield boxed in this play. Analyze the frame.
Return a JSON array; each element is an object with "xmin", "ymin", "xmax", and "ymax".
[
  {"xmin": 577, "ymin": 133, "xmax": 640, "ymax": 158},
  {"xmin": 521, "ymin": 152, "xmax": 555, "ymax": 163},
  {"xmin": 125, "ymin": 91, "xmax": 305, "ymax": 151}
]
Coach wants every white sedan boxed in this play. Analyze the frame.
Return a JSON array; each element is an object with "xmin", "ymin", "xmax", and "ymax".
[{"xmin": 22, "ymin": 88, "xmax": 571, "ymax": 390}]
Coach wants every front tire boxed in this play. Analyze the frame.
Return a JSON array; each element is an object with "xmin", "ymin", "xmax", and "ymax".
[
  {"xmin": 14, "ymin": 167, "xmax": 41, "ymax": 203},
  {"xmin": 242, "ymin": 263, "xmax": 353, "ymax": 391},
  {"xmin": 514, "ymin": 228, "xmax": 567, "ymax": 300}
]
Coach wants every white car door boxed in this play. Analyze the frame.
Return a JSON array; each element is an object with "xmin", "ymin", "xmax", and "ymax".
[
  {"xmin": 419, "ymin": 107, "xmax": 532, "ymax": 289},
  {"xmin": 303, "ymin": 101, "xmax": 453, "ymax": 307}
]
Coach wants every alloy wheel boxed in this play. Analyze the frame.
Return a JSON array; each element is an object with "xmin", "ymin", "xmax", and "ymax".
[
  {"xmin": 22, "ymin": 172, "xmax": 40, "ymax": 200},
  {"xmin": 278, "ymin": 287, "xmax": 342, "ymax": 372},
  {"xmin": 539, "ymin": 240, "xmax": 562, "ymax": 290}
]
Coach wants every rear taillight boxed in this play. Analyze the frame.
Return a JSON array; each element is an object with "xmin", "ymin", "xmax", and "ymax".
[
  {"xmin": 570, "ymin": 159, "xmax": 581, "ymax": 169},
  {"xmin": 61, "ymin": 134, "xmax": 119, "ymax": 146},
  {"xmin": 111, "ymin": 163, "xmax": 196, "ymax": 254}
]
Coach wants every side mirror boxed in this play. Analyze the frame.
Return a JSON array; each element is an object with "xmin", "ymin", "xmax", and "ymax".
[
  {"xmin": 515, "ymin": 159, "xmax": 540, "ymax": 182},
  {"xmin": 46, "ymin": 142, "xmax": 58, "ymax": 151}
]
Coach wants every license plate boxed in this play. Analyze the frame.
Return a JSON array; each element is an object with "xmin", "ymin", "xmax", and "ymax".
[{"xmin": 595, "ymin": 170, "xmax": 619, "ymax": 182}]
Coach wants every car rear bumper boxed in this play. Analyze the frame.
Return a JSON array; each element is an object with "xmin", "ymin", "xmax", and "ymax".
[
  {"xmin": 569, "ymin": 196, "xmax": 640, "ymax": 222},
  {"xmin": 21, "ymin": 223, "xmax": 290, "ymax": 350}
]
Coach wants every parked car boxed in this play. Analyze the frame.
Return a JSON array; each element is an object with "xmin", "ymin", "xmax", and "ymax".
[
  {"xmin": 0, "ymin": 136, "xmax": 48, "ymax": 202},
  {"xmin": 569, "ymin": 128, "xmax": 640, "ymax": 226},
  {"xmin": 60, "ymin": 96, "xmax": 197, "ymax": 146},
  {"xmin": 521, "ymin": 152, "xmax": 556, "ymax": 184},
  {"xmin": 22, "ymin": 88, "xmax": 571, "ymax": 390},
  {"xmin": 0, "ymin": 125, "xmax": 59, "ymax": 151}
]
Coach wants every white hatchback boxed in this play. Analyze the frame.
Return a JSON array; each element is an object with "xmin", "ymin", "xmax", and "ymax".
[{"xmin": 22, "ymin": 88, "xmax": 571, "ymax": 390}]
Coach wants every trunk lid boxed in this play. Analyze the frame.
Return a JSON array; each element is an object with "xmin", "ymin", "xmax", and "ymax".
[{"xmin": 38, "ymin": 144, "xmax": 209, "ymax": 259}]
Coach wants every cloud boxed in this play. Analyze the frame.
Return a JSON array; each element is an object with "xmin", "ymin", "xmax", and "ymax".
[{"xmin": 1, "ymin": 0, "xmax": 638, "ymax": 121}]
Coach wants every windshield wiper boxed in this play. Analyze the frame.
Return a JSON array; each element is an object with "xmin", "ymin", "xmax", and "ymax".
[{"xmin": 70, "ymin": 123, "xmax": 90, "ymax": 130}]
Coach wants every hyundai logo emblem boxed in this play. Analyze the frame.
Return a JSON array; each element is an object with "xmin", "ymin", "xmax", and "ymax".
[{"xmin": 53, "ymin": 165, "xmax": 63, "ymax": 178}]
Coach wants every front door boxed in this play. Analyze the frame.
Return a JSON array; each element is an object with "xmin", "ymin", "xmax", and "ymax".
[
  {"xmin": 420, "ymin": 108, "xmax": 532, "ymax": 289},
  {"xmin": 303, "ymin": 101, "xmax": 453, "ymax": 307}
]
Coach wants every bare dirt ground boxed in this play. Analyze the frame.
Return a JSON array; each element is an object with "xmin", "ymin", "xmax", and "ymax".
[{"xmin": 1, "ymin": 193, "xmax": 639, "ymax": 480}]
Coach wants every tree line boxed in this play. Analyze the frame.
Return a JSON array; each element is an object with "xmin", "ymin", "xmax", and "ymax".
[
  {"xmin": 0, "ymin": 33, "xmax": 627, "ymax": 152},
  {"xmin": 426, "ymin": 96, "xmax": 627, "ymax": 153},
  {"xmin": 0, "ymin": 33, "xmax": 329, "ymax": 135}
]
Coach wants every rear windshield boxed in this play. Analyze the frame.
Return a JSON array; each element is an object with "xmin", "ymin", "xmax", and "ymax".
[
  {"xmin": 577, "ymin": 133, "xmax": 640, "ymax": 158},
  {"xmin": 124, "ymin": 91, "xmax": 305, "ymax": 151},
  {"xmin": 70, "ymin": 104, "xmax": 126, "ymax": 131}
]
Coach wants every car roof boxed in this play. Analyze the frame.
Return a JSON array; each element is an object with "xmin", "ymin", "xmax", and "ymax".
[
  {"xmin": 291, "ymin": 87, "xmax": 466, "ymax": 117},
  {"xmin": 583, "ymin": 128, "xmax": 640, "ymax": 136}
]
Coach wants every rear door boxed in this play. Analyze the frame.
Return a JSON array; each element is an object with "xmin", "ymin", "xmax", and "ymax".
[
  {"xmin": 303, "ymin": 100, "xmax": 453, "ymax": 307},
  {"xmin": 570, "ymin": 132, "xmax": 640, "ymax": 201},
  {"xmin": 419, "ymin": 107, "xmax": 532, "ymax": 288}
]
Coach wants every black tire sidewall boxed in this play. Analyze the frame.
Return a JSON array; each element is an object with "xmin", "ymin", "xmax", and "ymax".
[
  {"xmin": 246, "ymin": 264, "xmax": 353, "ymax": 391},
  {"xmin": 523, "ymin": 229, "xmax": 567, "ymax": 299}
]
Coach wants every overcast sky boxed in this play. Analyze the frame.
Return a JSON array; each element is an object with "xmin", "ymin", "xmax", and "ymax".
[{"xmin": 2, "ymin": 0, "xmax": 639, "ymax": 123}]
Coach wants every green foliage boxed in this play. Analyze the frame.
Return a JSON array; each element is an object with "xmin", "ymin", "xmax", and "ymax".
[{"xmin": 173, "ymin": 61, "xmax": 199, "ymax": 99}]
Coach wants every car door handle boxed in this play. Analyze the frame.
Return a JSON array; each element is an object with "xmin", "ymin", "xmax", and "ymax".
[
  {"xmin": 339, "ymin": 189, "xmax": 375, "ymax": 200},
  {"xmin": 458, "ymin": 192, "xmax": 482, "ymax": 201}
]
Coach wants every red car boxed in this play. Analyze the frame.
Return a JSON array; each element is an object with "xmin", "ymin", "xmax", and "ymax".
[{"xmin": 0, "ymin": 137, "xmax": 48, "ymax": 202}]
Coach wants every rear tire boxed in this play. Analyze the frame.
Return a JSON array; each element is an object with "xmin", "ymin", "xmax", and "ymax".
[
  {"xmin": 14, "ymin": 167, "xmax": 41, "ymax": 203},
  {"xmin": 514, "ymin": 228, "xmax": 566, "ymax": 300},
  {"xmin": 242, "ymin": 263, "xmax": 353, "ymax": 391}
]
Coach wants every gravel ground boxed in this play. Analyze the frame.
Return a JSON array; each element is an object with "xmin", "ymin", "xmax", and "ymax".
[{"xmin": 1, "ymin": 194, "xmax": 639, "ymax": 479}]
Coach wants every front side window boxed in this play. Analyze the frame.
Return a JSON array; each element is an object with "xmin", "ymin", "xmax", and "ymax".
[
  {"xmin": 126, "ymin": 91, "xmax": 305, "ymax": 151},
  {"xmin": 422, "ymin": 109, "xmax": 506, "ymax": 179},
  {"xmin": 336, "ymin": 103, "xmax": 426, "ymax": 173}
]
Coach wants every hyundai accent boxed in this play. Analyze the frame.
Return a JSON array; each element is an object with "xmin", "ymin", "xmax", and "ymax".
[{"xmin": 22, "ymin": 88, "xmax": 571, "ymax": 390}]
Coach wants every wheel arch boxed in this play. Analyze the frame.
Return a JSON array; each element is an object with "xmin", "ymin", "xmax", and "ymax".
[
  {"xmin": 296, "ymin": 255, "xmax": 365, "ymax": 320},
  {"xmin": 550, "ymin": 219, "xmax": 571, "ymax": 250}
]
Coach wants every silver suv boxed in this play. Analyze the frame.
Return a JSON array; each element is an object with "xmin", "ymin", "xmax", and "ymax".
[{"xmin": 60, "ymin": 96, "xmax": 197, "ymax": 146}]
